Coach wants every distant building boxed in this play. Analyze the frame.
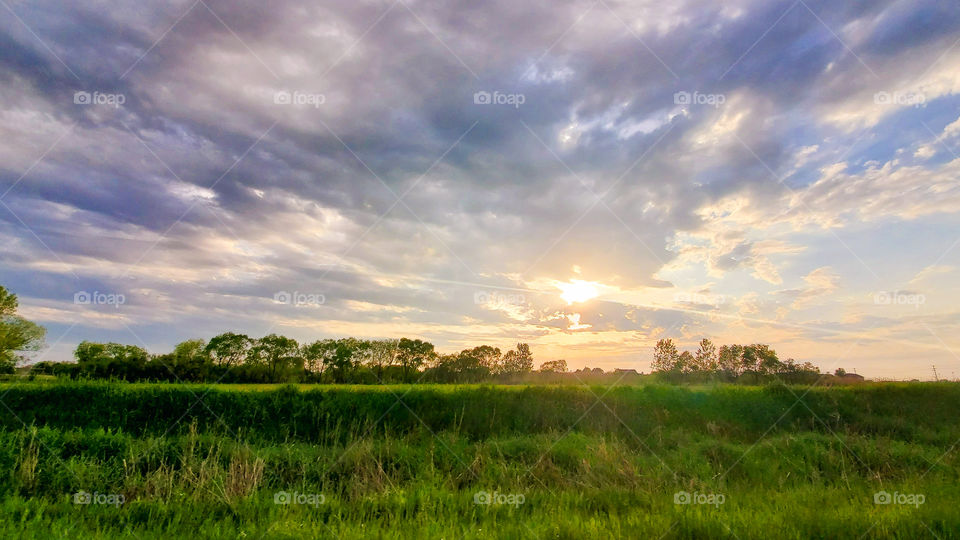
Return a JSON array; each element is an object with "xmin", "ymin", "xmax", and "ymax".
[
  {"xmin": 614, "ymin": 368, "xmax": 639, "ymax": 375},
  {"xmin": 840, "ymin": 373, "xmax": 865, "ymax": 381}
]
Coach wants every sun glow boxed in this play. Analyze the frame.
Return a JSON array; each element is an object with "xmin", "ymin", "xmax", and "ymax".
[{"xmin": 558, "ymin": 279, "xmax": 601, "ymax": 304}]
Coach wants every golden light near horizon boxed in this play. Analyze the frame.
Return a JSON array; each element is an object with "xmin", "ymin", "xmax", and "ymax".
[{"xmin": 557, "ymin": 279, "xmax": 602, "ymax": 305}]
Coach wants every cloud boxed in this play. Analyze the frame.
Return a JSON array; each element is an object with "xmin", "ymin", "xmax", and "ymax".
[
  {"xmin": 776, "ymin": 266, "xmax": 840, "ymax": 309},
  {"xmin": 0, "ymin": 0, "xmax": 959, "ymax": 377}
]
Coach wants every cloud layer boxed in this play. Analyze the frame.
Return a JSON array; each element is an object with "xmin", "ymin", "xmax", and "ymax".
[{"xmin": 2, "ymin": 0, "xmax": 960, "ymax": 378}]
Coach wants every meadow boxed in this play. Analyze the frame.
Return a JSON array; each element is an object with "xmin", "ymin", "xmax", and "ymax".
[{"xmin": 0, "ymin": 380, "xmax": 957, "ymax": 538}]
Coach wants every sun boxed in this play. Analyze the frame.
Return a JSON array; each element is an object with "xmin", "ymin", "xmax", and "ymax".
[{"xmin": 558, "ymin": 279, "xmax": 601, "ymax": 304}]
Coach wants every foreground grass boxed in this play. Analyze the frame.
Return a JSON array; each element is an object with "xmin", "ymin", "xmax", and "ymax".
[{"xmin": 0, "ymin": 381, "xmax": 957, "ymax": 538}]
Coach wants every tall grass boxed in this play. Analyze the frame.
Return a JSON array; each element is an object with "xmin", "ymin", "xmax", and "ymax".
[
  {"xmin": 0, "ymin": 381, "xmax": 957, "ymax": 538},
  {"xmin": 3, "ymin": 381, "xmax": 959, "ymax": 441}
]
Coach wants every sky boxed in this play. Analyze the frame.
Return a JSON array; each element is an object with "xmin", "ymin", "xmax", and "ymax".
[{"xmin": 1, "ymin": 0, "xmax": 959, "ymax": 379}]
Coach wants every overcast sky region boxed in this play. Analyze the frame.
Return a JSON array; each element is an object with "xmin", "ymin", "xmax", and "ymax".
[{"xmin": 2, "ymin": 0, "xmax": 960, "ymax": 378}]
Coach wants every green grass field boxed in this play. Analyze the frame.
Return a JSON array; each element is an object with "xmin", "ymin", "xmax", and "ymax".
[{"xmin": 0, "ymin": 380, "xmax": 957, "ymax": 538}]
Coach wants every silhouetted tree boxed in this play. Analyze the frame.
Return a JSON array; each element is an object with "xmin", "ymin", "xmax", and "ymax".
[
  {"xmin": 539, "ymin": 359, "xmax": 568, "ymax": 373},
  {"xmin": 323, "ymin": 338, "xmax": 366, "ymax": 383},
  {"xmin": 396, "ymin": 338, "xmax": 434, "ymax": 382},
  {"xmin": 365, "ymin": 339, "xmax": 398, "ymax": 381},
  {"xmin": 300, "ymin": 340, "xmax": 328, "ymax": 378},
  {"xmin": 718, "ymin": 344, "xmax": 744, "ymax": 375},
  {"xmin": 499, "ymin": 343, "xmax": 533, "ymax": 376}
]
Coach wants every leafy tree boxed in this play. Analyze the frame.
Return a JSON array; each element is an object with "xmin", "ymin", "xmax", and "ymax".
[
  {"xmin": 300, "ymin": 340, "xmax": 328, "ymax": 376},
  {"xmin": 539, "ymin": 359, "xmax": 568, "ymax": 373},
  {"xmin": 454, "ymin": 345, "xmax": 500, "ymax": 381},
  {"xmin": 248, "ymin": 334, "xmax": 300, "ymax": 381},
  {"xmin": 365, "ymin": 339, "xmax": 398, "ymax": 381},
  {"xmin": 172, "ymin": 339, "xmax": 209, "ymax": 367},
  {"xmin": 742, "ymin": 344, "xmax": 779, "ymax": 374},
  {"xmin": 73, "ymin": 341, "xmax": 149, "ymax": 380},
  {"xmin": 144, "ymin": 339, "xmax": 212, "ymax": 381},
  {"xmin": 694, "ymin": 338, "xmax": 717, "ymax": 371},
  {"xmin": 799, "ymin": 361, "xmax": 819, "ymax": 373},
  {"xmin": 498, "ymin": 351, "xmax": 516, "ymax": 375},
  {"xmin": 298, "ymin": 338, "xmax": 367, "ymax": 382},
  {"xmin": 677, "ymin": 351, "xmax": 695, "ymax": 373},
  {"xmin": 0, "ymin": 318, "xmax": 45, "ymax": 373},
  {"xmin": 205, "ymin": 333, "xmax": 251, "ymax": 367},
  {"xmin": 75, "ymin": 341, "xmax": 148, "ymax": 366},
  {"xmin": 74, "ymin": 341, "xmax": 106, "ymax": 365},
  {"xmin": 499, "ymin": 343, "xmax": 533, "ymax": 376},
  {"xmin": 0, "ymin": 287, "xmax": 16, "ymax": 316},
  {"xmin": 324, "ymin": 338, "xmax": 367, "ymax": 383},
  {"xmin": 0, "ymin": 286, "xmax": 46, "ymax": 373},
  {"xmin": 651, "ymin": 339, "xmax": 680, "ymax": 372},
  {"xmin": 396, "ymin": 338, "xmax": 434, "ymax": 382},
  {"xmin": 428, "ymin": 353, "xmax": 462, "ymax": 383},
  {"xmin": 834, "ymin": 367, "xmax": 846, "ymax": 377},
  {"xmin": 462, "ymin": 345, "xmax": 501, "ymax": 368},
  {"xmin": 718, "ymin": 344, "xmax": 743, "ymax": 374},
  {"xmin": 780, "ymin": 358, "xmax": 818, "ymax": 375}
]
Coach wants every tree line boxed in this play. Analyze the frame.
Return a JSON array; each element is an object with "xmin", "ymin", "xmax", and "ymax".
[
  {"xmin": 30, "ymin": 334, "xmax": 537, "ymax": 384},
  {"xmin": 1, "ymin": 285, "xmax": 831, "ymax": 385},
  {"xmin": 649, "ymin": 338, "xmax": 821, "ymax": 383},
  {"xmin": 30, "ymin": 335, "xmax": 825, "ymax": 385}
]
